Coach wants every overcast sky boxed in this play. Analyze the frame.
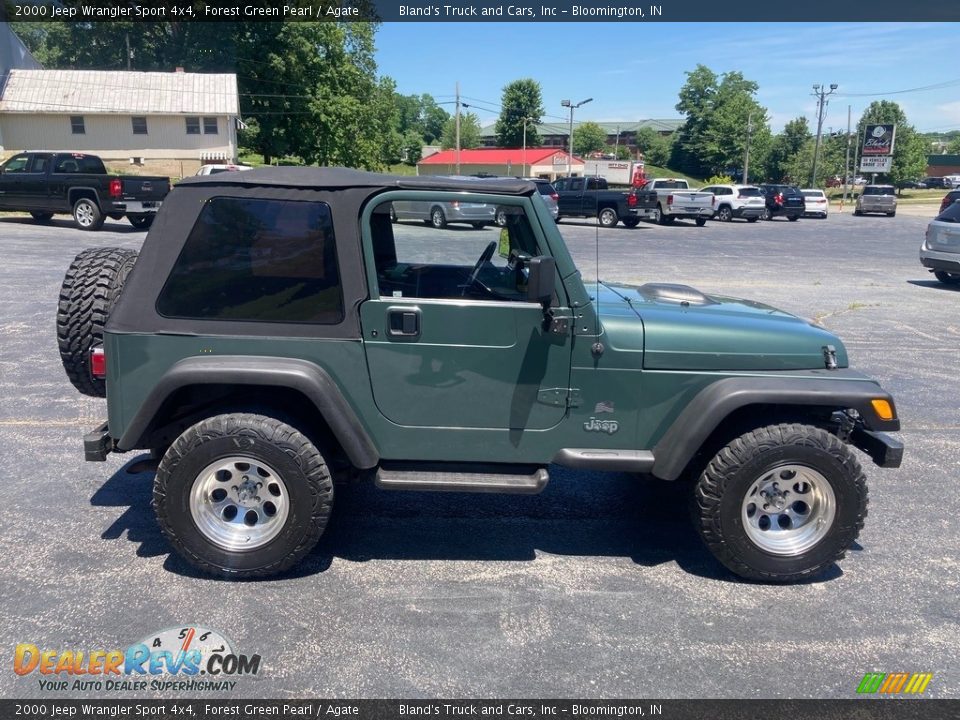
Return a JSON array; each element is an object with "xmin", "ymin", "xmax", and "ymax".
[{"xmin": 375, "ymin": 22, "xmax": 960, "ymax": 136}]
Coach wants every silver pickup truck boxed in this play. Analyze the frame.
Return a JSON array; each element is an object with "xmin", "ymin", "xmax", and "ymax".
[
  {"xmin": 643, "ymin": 178, "xmax": 715, "ymax": 226},
  {"xmin": 855, "ymin": 185, "xmax": 897, "ymax": 217}
]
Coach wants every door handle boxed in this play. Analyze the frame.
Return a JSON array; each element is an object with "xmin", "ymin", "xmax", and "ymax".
[{"xmin": 387, "ymin": 306, "xmax": 421, "ymax": 338}]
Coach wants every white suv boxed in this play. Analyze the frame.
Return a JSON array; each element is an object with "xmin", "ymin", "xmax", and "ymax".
[{"xmin": 700, "ymin": 184, "xmax": 766, "ymax": 222}]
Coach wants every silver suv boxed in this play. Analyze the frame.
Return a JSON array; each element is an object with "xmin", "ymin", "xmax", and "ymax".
[{"xmin": 855, "ymin": 185, "xmax": 897, "ymax": 217}]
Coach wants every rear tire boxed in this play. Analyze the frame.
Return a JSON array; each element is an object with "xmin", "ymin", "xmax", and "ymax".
[
  {"xmin": 128, "ymin": 213, "xmax": 154, "ymax": 230},
  {"xmin": 622, "ymin": 217, "xmax": 640, "ymax": 228},
  {"xmin": 693, "ymin": 423, "xmax": 867, "ymax": 582},
  {"xmin": 56, "ymin": 247, "xmax": 138, "ymax": 397},
  {"xmin": 153, "ymin": 414, "xmax": 334, "ymax": 579},
  {"xmin": 934, "ymin": 270, "xmax": 960, "ymax": 285},
  {"xmin": 72, "ymin": 197, "xmax": 104, "ymax": 231},
  {"xmin": 746, "ymin": 216, "xmax": 759, "ymax": 223},
  {"xmin": 430, "ymin": 206, "xmax": 447, "ymax": 229},
  {"xmin": 761, "ymin": 208, "xmax": 772, "ymax": 221},
  {"xmin": 471, "ymin": 222, "xmax": 485, "ymax": 230},
  {"xmin": 598, "ymin": 207, "xmax": 618, "ymax": 227},
  {"xmin": 787, "ymin": 215, "xmax": 800, "ymax": 222},
  {"xmin": 887, "ymin": 212, "xmax": 896, "ymax": 217},
  {"xmin": 717, "ymin": 206, "xmax": 733, "ymax": 222},
  {"xmin": 695, "ymin": 217, "xmax": 708, "ymax": 227},
  {"xmin": 30, "ymin": 212, "xmax": 53, "ymax": 223}
]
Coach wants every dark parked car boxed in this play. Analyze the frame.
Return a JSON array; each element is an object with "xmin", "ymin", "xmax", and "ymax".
[
  {"xmin": 897, "ymin": 179, "xmax": 927, "ymax": 190},
  {"xmin": 939, "ymin": 190, "xmax": 960, "ymax": 214},
  {"xmin": 923, "ymin": 177, "xmax": 951, "ymax": 190},
  {"xmin": 757, "ymin": 184, "xmax": 805, "ymax": 221}
]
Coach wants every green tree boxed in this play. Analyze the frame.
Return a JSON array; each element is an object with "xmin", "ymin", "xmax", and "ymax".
[
  {"xmin": 440, "ymin": 112, "xmax": 482, "ymax": 150},
  {"xmin": 947, "ymin": 137, "xmax": 960, "ymax": 154},
  {"xmin": 856, "ymin": 101, "xmax": 927, "ymax": 185},
  {"xmin": 495, "ymin": 79, "xmax": 544, "ymax": 147},
  {"xmin": 573, "ymin": 121, "xmax": 607, "ymax": 156},
  {"xmin": 635, "ymin": 127, "xmax": 672, "ymax": 167},
  {"xmin": 672, "ymin": 65, "xmax": 772, "ymax": 178},
  {"xmin": 765, "ymin": 117, "xmax": 812, "ymax": 182}
]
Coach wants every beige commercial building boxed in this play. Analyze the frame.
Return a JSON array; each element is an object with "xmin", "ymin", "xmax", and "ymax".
[{"xmin": 0, "ymin": 69, "xmax": 240, "ymax": 177}]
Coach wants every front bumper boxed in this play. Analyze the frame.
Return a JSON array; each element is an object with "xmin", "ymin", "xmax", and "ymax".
[
  {"xmin": 851, "ymin": 427, "xmax": 904, "ymax": 468},
  {"xmin": 84, "ymin": 422, "xmax": 113, "ymax": 461}
]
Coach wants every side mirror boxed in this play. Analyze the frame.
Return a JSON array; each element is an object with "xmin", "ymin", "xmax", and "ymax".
[{"xmin": 526, "ymin": 256, "xmax": 556, "ymax": 308}]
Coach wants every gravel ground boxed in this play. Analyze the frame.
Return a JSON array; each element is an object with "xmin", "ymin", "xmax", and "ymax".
[{"xmin": 0, "ymin": 208, "xmax": 956, "ymax": 700}]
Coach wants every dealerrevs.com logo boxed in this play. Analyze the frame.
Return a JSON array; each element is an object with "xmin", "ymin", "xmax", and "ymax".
[{"xmin": 14, "ymin": 626, "xmax": 261, "ymax": 693}]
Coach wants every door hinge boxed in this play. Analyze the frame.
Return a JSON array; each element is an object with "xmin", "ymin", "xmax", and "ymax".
[{"xmin": 537, "ymin": 387, "xmax": 582, "ymax": 408}]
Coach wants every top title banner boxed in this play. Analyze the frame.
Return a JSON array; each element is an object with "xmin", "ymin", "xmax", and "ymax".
[{"xmin": 2, "ymin": 0, "xmax": 960, "ymax": 22}]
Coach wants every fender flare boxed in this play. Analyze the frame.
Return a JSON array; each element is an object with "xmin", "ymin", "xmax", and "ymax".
[
  {"xmin": 68, "ymin": 186, "xmax": 103, "ymax": 208},
  {"xmin": 117, "ymin": 355, "xmax": 379, "ymax": 469},
  {"xmin": 651, "ymin": 375, "xmax": 899, "ymax": 481}
]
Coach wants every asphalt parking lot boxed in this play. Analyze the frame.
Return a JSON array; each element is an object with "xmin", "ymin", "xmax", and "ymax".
[{"xmin": 1, "ymin": 208, "xmax": 957, "ymax": 700}]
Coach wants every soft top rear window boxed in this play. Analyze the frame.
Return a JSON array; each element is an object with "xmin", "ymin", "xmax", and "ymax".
[{"xmin": 157, "ymin": 196, "xmax": 343, "ymax": 324}]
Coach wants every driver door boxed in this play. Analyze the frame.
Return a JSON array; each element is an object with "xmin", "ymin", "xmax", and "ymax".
[{"xmin": 359, "ymin": 195, "xmax": 572, "ymax": 431}]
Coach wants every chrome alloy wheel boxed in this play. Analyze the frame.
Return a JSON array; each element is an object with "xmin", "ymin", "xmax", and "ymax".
[
  {"xmin": 741, "ymin": 464, "xmax": 836, "ymax": 556},
  {"xmin": 74, "ymin": 201, "xmax": 96, "ymax": 227},
  {"xmin": 189, "ymin": 456, "xmax": 289, "ymax": 551}
]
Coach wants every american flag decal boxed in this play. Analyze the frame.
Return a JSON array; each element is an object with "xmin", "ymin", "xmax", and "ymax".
[{"xmin": 594, "ymin": 401, "xmax": 615, "ymax": 414}]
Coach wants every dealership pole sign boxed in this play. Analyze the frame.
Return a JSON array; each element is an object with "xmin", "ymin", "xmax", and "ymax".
[{"xmin": 860, "ymin": 123, "xmax": 895, "ymax": 173}]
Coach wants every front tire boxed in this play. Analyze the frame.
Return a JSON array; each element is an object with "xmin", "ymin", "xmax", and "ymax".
[
  {"xmin": 695, "ymin": 217, "xmax": 708, "ymax": 227},
  {"xmin": 598, "ymin": 207, "xmax": 618, "ymax": 227},
  {"xmin": 622, "ymin": 217, "xmax": 640, "ymax": 228},
  {"xmin": 761, "ymin": 207, "xmax": 772, "ymax": 221},
  {"xmin": 693, "ymin": 423, "xmax": 867, "ymax": 583},
  {"xmin": 430, "ymin": 206, "xmax": 447, "ymax": 229},
  {"xmin": 153, "ymin": 414, "xmax": 334, "ymax": 579},
  {"xmin": 30, "ymin": 212, "xmax": 53, "ymax": 222},
  {"xmin": 934, "ymin": 270, "xmax": 960, "ymax": 285},
  {"xmin": 746, "ymin": 216, "xmax": 759, "ymax": 223},
  {"xmin": 72, "ymin": 197, "xmax": 104, "ymax": 231},
  {"xmin": 717, "ymin": 206, "xmax": 733, "ymax": 222},
  {"xmin": 787, "ymin": 214, "xmax": 800, "ymax": 222}
]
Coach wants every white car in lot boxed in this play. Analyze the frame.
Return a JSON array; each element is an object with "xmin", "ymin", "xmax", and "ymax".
[
  {"xmin": 920, "ymin": 199, "xmax": 960, "ymax": 285},
  {"xmin": 801, "ymin": 189, "xmax": 829, "ymax": 218},
  {"xmin": 699, "ymin": 184, "xmax": 766, "ymax": 222}
]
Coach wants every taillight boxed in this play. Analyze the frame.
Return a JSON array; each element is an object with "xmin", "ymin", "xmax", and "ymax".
[
  {"xmin": 941, "ymin": 196, "xmax": 950, "ymax": 213},
  {"xmin": 667, "ymin": 194, "xmax": 674, "ymax": 205},
  {"xmin": 90, "ymin": 346, "xmax": 106, "ymax": 379},
  {"xmin": 627, "ymin": 194, "xmax": 637, "ymax": 207},
  {"xmin": 550, "ymin": 193, "xmax": 558, "ymax": 201},
  {"xmin": 774, "ymin": 192, "xmax": 784, "ymax": 205},
  {"xmin": 738, "ymin": 192, "xmax": 745, "ymax": 199},
  {"xmin": 109, "ymin": 178, "xmax": 122, "ymax": 198}
]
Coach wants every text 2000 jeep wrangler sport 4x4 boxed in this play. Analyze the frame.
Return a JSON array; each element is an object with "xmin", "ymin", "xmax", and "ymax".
[{"xmin": 57, "ymin": 169, "xmax": 902, "ymax": 581}]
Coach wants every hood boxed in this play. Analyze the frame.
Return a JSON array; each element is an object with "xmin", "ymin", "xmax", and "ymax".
[{"xmin": 593, "ymin": 282, "xmax": 848, "ymax": 371}]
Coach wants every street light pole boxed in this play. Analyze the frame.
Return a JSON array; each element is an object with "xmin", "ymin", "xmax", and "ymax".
[
  {"xmin": 522, "ymin": 116, "xmax": 533, "ymax": 177},
  {"xmin": 561, "ymin": 97, "xmax": 592, "ymax": 177},
  {"xmin": 810, "ymin": 83, "xmax": 838, "ymax": 187},
  {"xmin": 743, "ymin": 112, "xmax": 753, "ymax": 184}
]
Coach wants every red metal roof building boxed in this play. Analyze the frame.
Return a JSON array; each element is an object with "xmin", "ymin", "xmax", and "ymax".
[{"xmin": 417, "ymin": 148, "xmax": 584, "ymax": 181}]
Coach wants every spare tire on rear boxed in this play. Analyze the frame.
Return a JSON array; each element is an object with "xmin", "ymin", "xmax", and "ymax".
[{"xmin": 56, "ymin": 247, "xmax": 138, "ymax": 397}]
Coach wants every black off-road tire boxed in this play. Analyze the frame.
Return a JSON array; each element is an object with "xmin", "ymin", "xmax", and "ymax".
[
  {"xmin": 693, "ymin": 423, "xmax": 867, "ymax": 583},
  {"xmin": 30, "ymin": 211, "xmax": 53, "ymax": 222},
  {"xmin": 56, "ymin": 247, "xmax": 138, "ymax": 397},
  {"xmin": 153, "ymin": 414, "xmax": 334, "ymax": 579}
]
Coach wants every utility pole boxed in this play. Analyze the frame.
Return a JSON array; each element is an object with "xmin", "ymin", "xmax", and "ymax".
[
  {"xmin": 561, "ymin": 97, "xmax": 592, "ymax": 177},
  {"xmin": 125, "ymin": 32, "xmax": 132, "ymax": 70},
  {"xmin": 842, "ymin": 105, "xmax": 852, "ymax": 210},
  {"xmin": 614, "ymin": 125, "xmax": 620, "ymax": 159},
  {"xmin": 810, "ymin": 83, "xmax": 838, "ymax": 187},
  {"xmin": 455, "ymin": 81, "xmax": 461, "ymax": 175},
  {"xmin": 743, "ymin": 112, "xmax": 753, "ymax": 184}
]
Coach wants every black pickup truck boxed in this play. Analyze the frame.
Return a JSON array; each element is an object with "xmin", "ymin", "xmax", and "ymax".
[
  {"xmin": 0, "ymin": 152, "xmax": 170, "ymax": 230},
  {"xmin": 552, "ymin": 176, "xmax": 657, "ymax": 228}
]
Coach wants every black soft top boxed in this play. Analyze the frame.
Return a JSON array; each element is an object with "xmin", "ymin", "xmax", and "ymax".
[
  {"xmin": 177, "ymin": 166, "xmax": 535, "ymax": 196},
  {"xmin": 108, "ymin": 166, "xmax": 535, "ymax": 340}
]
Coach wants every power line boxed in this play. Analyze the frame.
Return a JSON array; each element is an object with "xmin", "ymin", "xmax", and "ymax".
[{"xmin": 837, "ymin": 76, "xmax": 960, "ymax": 98}]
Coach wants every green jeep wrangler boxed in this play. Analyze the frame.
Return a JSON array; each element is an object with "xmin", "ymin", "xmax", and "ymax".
[{"xmin": 56, "ymin": 168, "xmax": 902, "ymax": 581}]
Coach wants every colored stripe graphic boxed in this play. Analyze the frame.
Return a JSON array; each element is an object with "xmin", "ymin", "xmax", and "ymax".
[
  {"xmin": 857, "ymin": 672, "xmax": 932, "ymax": 694},
  {"xmin": 857, "ymin": 673, "xmax": 885, "ymax": 693}
]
